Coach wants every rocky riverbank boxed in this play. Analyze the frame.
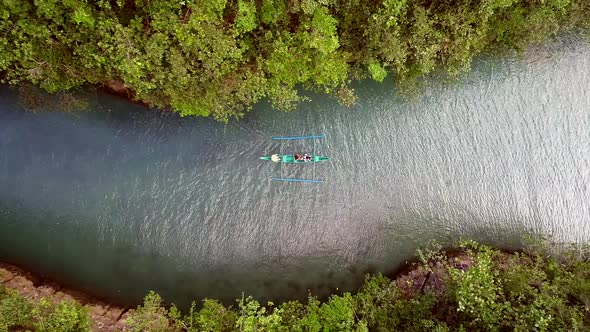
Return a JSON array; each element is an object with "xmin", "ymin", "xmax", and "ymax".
[
  {"xmin": 0, "ymin": 249, "xmax": 477, "ymax": 332},
  {"xmin": 2, "ymin": 241, "xmax": 587, "ymax": 331},
  {"xmin": 0, "ymin": 263, "xmax": 133, "ymax": 332}
]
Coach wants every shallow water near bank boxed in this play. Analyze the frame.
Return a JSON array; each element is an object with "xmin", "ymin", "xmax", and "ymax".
[{"xmin": 1, "ymin": 34, "xmax": 589, "ymax": 308}]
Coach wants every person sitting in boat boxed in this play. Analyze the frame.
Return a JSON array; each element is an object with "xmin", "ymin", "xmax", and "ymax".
[
  {"xmin": 294, "ymin": 154, "xmax": 303, "ymax": 161},
  {"xmin": 303, "ymin": 154, "xmax": 312, "ymax": 161}
]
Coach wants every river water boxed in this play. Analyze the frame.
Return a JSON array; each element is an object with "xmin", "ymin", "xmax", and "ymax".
[{"xmin": 0, "ymin": 34, "xmax": 589, "ymax": 308}]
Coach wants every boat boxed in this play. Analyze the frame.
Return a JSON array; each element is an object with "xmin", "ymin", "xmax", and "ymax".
[
  {"xmin": 259, "ymin": 154, "xmax": 330, "ymax": 163},
  {"xmin": 260, "ymin": 134, "xmax": 329, "ymax": 183}
]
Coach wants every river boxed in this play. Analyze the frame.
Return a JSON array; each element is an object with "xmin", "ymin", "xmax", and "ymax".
[{"xmin": 0, "ymin": 34, "xmax": 589, "ymax": 308}]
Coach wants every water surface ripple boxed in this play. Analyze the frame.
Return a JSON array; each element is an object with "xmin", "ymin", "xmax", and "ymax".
[{"xmin": 0, "ymin": 34, "xmax": 589, "ymax": 307}]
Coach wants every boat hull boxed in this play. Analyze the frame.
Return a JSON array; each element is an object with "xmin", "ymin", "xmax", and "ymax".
[{"xmin": 259, "ymin": 155, "xmax": 330, "ymax": 163}]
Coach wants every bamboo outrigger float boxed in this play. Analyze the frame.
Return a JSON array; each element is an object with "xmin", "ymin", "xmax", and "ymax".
[{"xmin": 260, "ymin": 134, "xmax": 329, "ymax": 183}]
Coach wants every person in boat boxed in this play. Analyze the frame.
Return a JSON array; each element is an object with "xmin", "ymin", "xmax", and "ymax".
[
  {"xmin": 294, "ymin": 154, "xmax": 303, "ymax": 161},
  {"xmin": 303, "ymin": 154, "xmax": 312, "ymax": 161}
]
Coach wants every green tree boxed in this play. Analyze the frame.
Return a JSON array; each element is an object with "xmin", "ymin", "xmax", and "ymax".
[{"xmin": 126, "ymin": 291, "xmax": 177, "ymax": 332}]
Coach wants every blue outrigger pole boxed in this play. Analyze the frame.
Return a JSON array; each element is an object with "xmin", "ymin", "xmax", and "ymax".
[
  {"xmin": 271, "ymin": 134, "xmax": 325, "ymax": 140},
  {"xmin": 263, "ymin": 134, "xmax": 327, "ymax": 183},
  {"xmin": 271, "ymin": 178, "xmax": 323, "ymax": 183}
]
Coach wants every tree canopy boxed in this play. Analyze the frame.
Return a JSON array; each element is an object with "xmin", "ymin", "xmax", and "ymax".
[{"xmin": 1, "ymin": 0, "xmax": 589, "ymax": 121}]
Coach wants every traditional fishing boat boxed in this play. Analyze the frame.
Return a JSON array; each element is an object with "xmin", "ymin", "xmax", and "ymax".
[
  {"xmin": 259, "ymin": 154, "xmax": 330, "ymax": 163},
  {"xmin": 260, "ymin": 134, "xmax": 329, "ymax": 183}
]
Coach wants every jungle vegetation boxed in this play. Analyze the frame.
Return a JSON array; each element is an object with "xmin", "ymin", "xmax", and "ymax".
[
  {"xmin": 1, "ymin": 0, "xmax": 589, "ymax": 121},
  {"xmin": 1, "ymin": 240, "xmax": 589, "ymax": 331}
]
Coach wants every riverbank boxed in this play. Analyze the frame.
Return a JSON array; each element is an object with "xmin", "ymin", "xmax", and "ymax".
[
  {"xmin": 0, "ymin": 248, "xmax": 477, "ymax": 331},
  {"xmin": 2, "ymin": 240, "xmax": 588, "ymax": 331},
  {"xmin": 0, "ymin": 263, "xmax": 132, "ymax": 332},
  {"xmin": 1, "ymin": 1, "xmax": 589, "ymax": 121}
]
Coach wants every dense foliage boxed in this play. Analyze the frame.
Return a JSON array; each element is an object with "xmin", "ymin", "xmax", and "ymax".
[
  {"xmin": 0, "ymin": 284, "xmax": 90, "ymax": 332},
  {"xmin": 122, "ymin": 241, "xmax": 590, "ymax": 331},
  {"xmin": 1, "ymin": 0, "xmax": 589, "ymax": 121}
]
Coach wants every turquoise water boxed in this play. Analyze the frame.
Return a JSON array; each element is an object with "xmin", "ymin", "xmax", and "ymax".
[{"xmin": 0, "ymin": 34, "xmax": 589, "ymax": 307}]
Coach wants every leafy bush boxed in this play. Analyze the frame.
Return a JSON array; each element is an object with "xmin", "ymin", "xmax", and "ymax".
[
  {"xmin": 449, "ymin": 247, "xmax": 505, "ymax": 329},
  {"xmin": 126, "ymin": 291, "xmax": 177, "ymax": 332},
  {"xmin": 184, "ymin": 299, "xmax": 237, "ymax": 332},
  {"xmin": 0, "ymin": 288, "xmax": 90, "ymax": 332},
  {"xmin": 0, "ymin": 288, "xmax": 34, "ymax": 331},
  {"xmin": 34, "ymin": 298, "xmax": 91, "ymax": 332},
  {"xmin": 235, "ymin": 296, "xmax": 283, "ymax": 331}
]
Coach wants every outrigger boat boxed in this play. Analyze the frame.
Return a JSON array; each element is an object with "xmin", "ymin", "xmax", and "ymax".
[
  {"xmin": 259, "ymin": 154, "xmax": 330, "ymax": 163},
  {"xmin": 260, "ymin": 134, "xmax": 329, "ymax": 183}
]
